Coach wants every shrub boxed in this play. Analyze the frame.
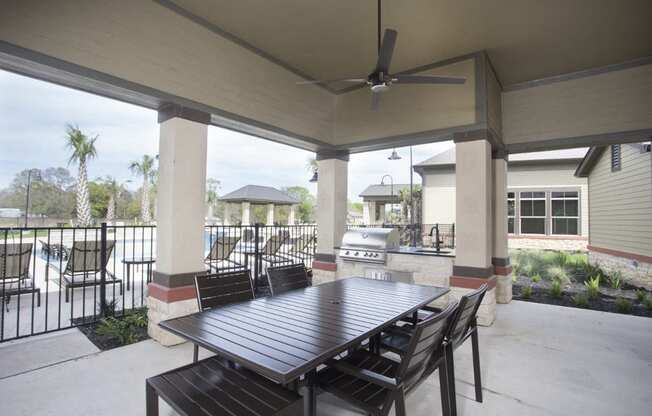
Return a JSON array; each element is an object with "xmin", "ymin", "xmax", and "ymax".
[
  {"xmin": 549, "ymin": 280, "xmax": 562, "ymax": 298},
  {"xmin": 531, "ymin": 274, "xmax": 542, "ymax": 283},
  {"xmin": 521, "ymin": 285, "xmax": 533, "ymax": 299},
  {"xmin": 547, "ymin": 265, "xmax": 571, "ymax": 286},
  {"xmin": 579, "ymin": 262, "xmax": 606, "ymax": 284},
  {"xmin": 584, "ymin": 276, "xmax": 601, "ymax": 299},
  {"xmin": 615, "ymin": 297, "xmax": 632, "ymax": 314},
  {"xmin": 96, "ymin": 309, "xmax": 148, "ymax": 345},
  {"xmin": 606, "ymin": 271, "xmax": 622, "ymax": 289},
  {"xmin": 635, "ymin": 289, "xmax": 648, "ymax": 303},
  {"xmin": 643, "ymin": 297, "xmax": 652, "ymax": 311},
  {"xmin": 572, "ymin": 293, "xmax": 589, "ymax": 308}
]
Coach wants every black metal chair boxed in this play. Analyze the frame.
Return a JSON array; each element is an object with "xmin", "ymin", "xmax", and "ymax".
[
  {"xmin": 146, "ymin": 355, "xmax": 301, "ymax": 416},
  {"xmin": 59, "ymin": 241, "xmax": 122, "ymax": 303},
  {"xmin": 266, "ymin": 263, "xmax": 311, "ymax": 296},
  {"xmin": 192, "ymin": 270, "xmax": 255, "ymax": 362},
  {"xmin": 204, "ymin": 236, "xmax": 243, "ymax": 272},
  {"xmin": 260, "ymin": 235, "xmax": 291, "ymax": 266},
  {"xmin": 380, "ymin": 284, "xmax": 488, "ymax": 414},
  {"xmin": 318, "ymin": 302, "xmax": 458, "ymax": 416},
  {"xmin": 1, "ymin": 243, "xmax": 41, "ymax": 312}
]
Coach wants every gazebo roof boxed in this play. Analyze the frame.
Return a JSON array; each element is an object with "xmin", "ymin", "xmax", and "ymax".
[
  {"xmin": 359, "ymin": 184, "xmax": 411, "ymax": 199},
  {"xmin": 220, "ymin": 185, "xmax": 299, "ymax": 205}
]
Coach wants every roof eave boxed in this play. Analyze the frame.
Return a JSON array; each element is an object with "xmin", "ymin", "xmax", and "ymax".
[{"xmin": 574, "ymin": 146, "xmax": 607, "ymax": 177}]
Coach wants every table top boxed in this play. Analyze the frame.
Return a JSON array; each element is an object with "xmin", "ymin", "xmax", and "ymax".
[
  {"xmin": 159, "ymin": 277, "xmax": 449, "ymax": 383},
  {"xmin": 121, "ymin": 257, "xmax": 156, "ymax": 264}
]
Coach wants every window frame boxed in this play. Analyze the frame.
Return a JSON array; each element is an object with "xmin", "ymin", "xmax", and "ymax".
[
  {"xmin": 507, "ymin": 187, "xmax": 582, "ymax": 237},
  {"xmin": 507, "ymin": 191, "xmax": 516, "ymax": 235},
  {"xmin": 518, "ymin": 191, "xmax": 547, "ymax": 235},
  {"xmin": 550, "ymin": 191, "xmax": 580, "ymax": 236}
]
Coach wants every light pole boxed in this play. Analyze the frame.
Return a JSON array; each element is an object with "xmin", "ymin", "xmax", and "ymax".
[
  {"xmin": 388, "ymin": 147, "xmax": 416, "ymax": 246},
  {"xmin": 380, "ymin": 174, "xmax": 393, "ymax": 224},
  {"xmin": 24, "ymin": 169, "xmax": 41, "ymax": 227}
]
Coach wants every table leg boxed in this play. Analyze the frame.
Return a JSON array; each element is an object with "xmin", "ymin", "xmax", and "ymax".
[{"xmin": 302, "ymin": 369, "xmax": 317, "ymax": 416}]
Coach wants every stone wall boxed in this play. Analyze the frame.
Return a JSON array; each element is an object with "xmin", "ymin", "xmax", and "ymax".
[
  {"xmin": 589, "ymin": 250, "xmax": 652, "ymax": 291},
  {"xmin": 509, "ymin": 237, "xmax": 587, "ymax": 252},
  {"xmin": 147, "ymin": 297, "xmax": 198, "ymax": 346}
]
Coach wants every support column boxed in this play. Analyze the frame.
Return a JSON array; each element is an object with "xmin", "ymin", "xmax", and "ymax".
[
  {"xmin": 492, "ymin": 154, "xmax": 512, "ymax": 303},
  {"xmin": 288, "ymin": 205, "xmax": 297, "ymax": 225},
  {"xmin": 266, "ymin": 203, "xmax": 275, "ymax": 225},
  {"xmin": 377, "ymin": 203, "xmax": 386, "ymax": 224},
  {"xmin": 223, "ymin": 203, "xmax": 231, "ymax": 225},
  {"xmin": 451, "ymin": 138, "xmax": 496, "ymax": 326},
  {"xmin": 241, "ymin": 202, "xmax": 251, "ymax": 225},
  {"xmin": 148, "ymin": 104, "xmax": 209, "ymax": 345},
  {"xmin": 314, "ymin": 151, "xmax": 348, "ymax": 284}
]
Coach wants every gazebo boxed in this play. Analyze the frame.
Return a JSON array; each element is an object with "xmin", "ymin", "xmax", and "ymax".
[
  {"xmin": 359, "ymin": 183, "xmax": 410, "ymax": 224},
  {"xmin": 219, "ymin": 185, "xmax": 299, "ymax": 225}
]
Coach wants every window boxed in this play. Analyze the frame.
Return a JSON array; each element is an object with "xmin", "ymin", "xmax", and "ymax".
[
  {"xmin": 611, "ymin": 144, "xmax": 621, "ymax": 171},
  {"xmin": 507, "ymin": 192, "xmax": 515, "ymax": 234},
  {"xmin": 551, "ymin": 191, "xmax": 579, "ymax": 235},
  {"xmin": 519, "ymin": 192, "xmax": 546, "ymax": 234}
]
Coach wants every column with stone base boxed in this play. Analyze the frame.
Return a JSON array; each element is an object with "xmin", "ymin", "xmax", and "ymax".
[
  {"xmin": 241, "ymin": 202, "xmax": 251, "ymax": 226},
  {"xmin": 313, "ymin": 152, "xmax": 348, "ymax": 284},
  {"xmin": 147, "ymin": 105, "xmax": 208, "ymax": 346},
  {"xmin": 288, "ymin": 205, "xmax": 296, "ymax": 225},
  {"xmin": 450, "ymin": 138, "xmax": 496, "ymax": 326},
  {"xmin": 266, "ymin": 203, "xmax": 275, "ymax": 225},
  {"xmin": 223, "ymin": 203, "xmax": 231, "ymax": 225},
  {"xmin": 492, "ymin": 154, "xmax": 512, "ymax": 303}
]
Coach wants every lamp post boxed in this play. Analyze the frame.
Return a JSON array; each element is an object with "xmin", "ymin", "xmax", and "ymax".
[
  {"xmin": 24, "ymin": 169, "xmax": 41, "ymax": 227},
  {"xmin": 388, "ymin": 147, "xmax": 416, "ymax": 246},
  {"xmin": 380, "ymin": 174, "xmax": 394, "ymax": 224}
]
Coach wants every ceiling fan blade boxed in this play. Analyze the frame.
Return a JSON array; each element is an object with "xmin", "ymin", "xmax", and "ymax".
[
  {"xmin": 392, "ymin": 75, "xmax": 466, "ymax": 85},
  {"xmin": 296, "ymin": 78, "xmax": 366, "ymax": 85},
  {"xmin": 375, "ymin": 29, "xmax": 397, "ymax": 75},
  {"xmin": 371, "ymin": 92, "xmax": 382, "ymax": 111}
]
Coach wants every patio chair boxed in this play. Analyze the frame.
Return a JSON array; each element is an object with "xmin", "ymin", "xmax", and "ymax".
[
  {"xmin": 260, "ymin": 234, "xmax": 291, "ymax": 266},
  {"xmin": 266, "ymin": 263, "xmax": 310, "ymax": 296},
  {"xmin": 1, "ymin": 243, "xmax": 41, "ymax": 311},
  {"xmin": 380, "ymin": 284, "xmax": 488, "ymax": 413},
  {"xmin": 61, "ymin": 240, "xmax": 122, "ymax": 303},
  {"xmin": 318, "ymin": 302, "xmax": 458, "ymax": 416},
  {"xmin": 192, "ymin": 270, "xmax": 254, "ymax": 362},
  {"xmin": 146, "ymin": 355, "xmax": 301, "ymax": 416},
  {"xmin": 204, "ymin": 236, "xmax": 244, "ymax": 272}
]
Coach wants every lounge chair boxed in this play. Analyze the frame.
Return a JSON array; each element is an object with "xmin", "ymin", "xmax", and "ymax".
[
  {"xmin": 260, "ymin": 234, "xmax": 291, "ymax": 266},
  {"xmin": 204, "ymin": 236, "xmax": 244, "ymax": 272},
  {"xmin": 61, "ymin": 240, "xmax": 122, "ymax": 302},
  {"xmin": 1, "ymin": 243, "xmax": 40, "ymax": 311}
]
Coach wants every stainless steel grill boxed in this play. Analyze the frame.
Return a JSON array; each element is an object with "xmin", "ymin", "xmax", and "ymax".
[{"xmin": 338, "ymin": 228, "xmax": 400, "ymax": 264}]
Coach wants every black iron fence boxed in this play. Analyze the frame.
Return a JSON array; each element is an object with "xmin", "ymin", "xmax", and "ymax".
[
  {"xmin": 347, "ymin": 223, "xmax": 455, "ymax": 248},
  {"xmin": 1, "ymin": 223, "xmax": 316, "ymax": 342}
]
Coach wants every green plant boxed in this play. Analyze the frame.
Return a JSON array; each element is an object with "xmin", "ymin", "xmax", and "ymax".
[
  {"xmin": 547, "ymin": 265, "xmax": 571, "ymax": 286},
  {"xmin": 606, "ymin": 271, "xmax": 622, "ymax": 289},
  {"xmin": 96, "ymin": 309, "xmax": 147, "ymax": 345},
  {"xmin": 584, "ymin": 275, "xmax": 601, "ymax": 299},
  {"xmin": 643, "ymin": 297, "xmax": 652, "ymax": 311},
  {"xmin": 531, "ymin": 274, "xmax": 542, "ymax": 283},
  {"xmin": 615, "ymin": 297, "xmax": 632, "ymax": 314},
  {"xmin": 572, "ymin": 293, "xmax": 589, "ymax": 308},
  {"xmin": 548, "ymin": 280, "xmax": 562, "ymax": 298},
  {"xmin": 521, "ymin": 285, "xmax": 533, "ymax": 299},
  {"xmin": 635, "ymin": 289, "xmax": 648, "ymax": 303}
]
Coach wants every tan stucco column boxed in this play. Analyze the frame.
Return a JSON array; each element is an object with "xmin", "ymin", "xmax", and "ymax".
[
  {"xmin": 223, "ymin": 203, "xmax": 231, "ymax": 225},
  {"xmin": 492, "ymin": 154, "xmax": 512, "ymax": 303},
  {"xmin": 451, "ymin": 139, "xmax": 496, "ymax": 326},
  {"xmin": 377, "ymin": 203, "xmax": 386, "ymax": 224},
  {"xmin": 148, "ymin": 105, "xmax": 209, "ymax": 345},
  {"xmin": 241, "ymin": 202, "xmax": 251, "ymax": 225},
  {"xmin": 314, "ymin": 152, "xmax": 348, "ymax": 284},
  {"xmin": 288, "ymin": 204, "xmax": 297, "ymax": 225},
  {"xmin": 266, "ymin": 203, "xmax": 275, "ymax": 225},
  {"xmin": 363, "ymin": 201, "xmax": 377, "ymax": 225}
]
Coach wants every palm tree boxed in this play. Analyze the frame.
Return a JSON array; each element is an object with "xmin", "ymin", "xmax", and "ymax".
[
  {"xmin": 103, "ymin": 177, "xmax": 122, "ymax": 224},
  {"xmin": 65, "ymin": 124, "xmax": 97, "ymax": 226},
  {"xmin": 129, "ymin": 155, "xmax": 156, "ymax": 223},
  {"xmin": 206, "ymin": 178, "xmax": 221, "ymax": 219}
]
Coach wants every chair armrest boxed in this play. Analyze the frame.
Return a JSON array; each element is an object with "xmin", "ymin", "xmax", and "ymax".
[{"xmin": 326, "ymin": 358, "xmax": 398, "ymax": 390}]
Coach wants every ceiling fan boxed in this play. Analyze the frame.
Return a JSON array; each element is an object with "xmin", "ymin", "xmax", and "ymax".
[{"xmin": 297, "ymin": 0, "xmax": 466, "ymax": 110}]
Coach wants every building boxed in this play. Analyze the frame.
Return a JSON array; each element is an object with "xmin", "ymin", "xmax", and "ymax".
[
  {"xmin": 359, "ymin": 184, "xmax": 410, "ymax": 224},
  {"xmin": 575, "ymin": 143, "xmax": 652, "ymax": 286},
  {"xmin": 219, "ymin": 185, "xmax": 299, "ymax": 225},
  {"xmin": 414, "ymin": 147, "xmax": 589, "ymax": 251}
]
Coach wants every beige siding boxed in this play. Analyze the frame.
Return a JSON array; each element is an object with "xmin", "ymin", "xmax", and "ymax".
[
  {"xmin": 421, "ymin": 169, "xmax": 456, "ymax": 224},
  {"xmin": 588, "ymin": 145, "xmax": 652, "ymax": 256}
]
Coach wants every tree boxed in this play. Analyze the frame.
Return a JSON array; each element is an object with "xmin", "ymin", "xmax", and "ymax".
[
  {"xmin": 282, "ymin": 186, "xmax": 316, "ymax": 223},
  {"xmin": 398, "ymin": 185, "xmax": 422, "ymax": 224},
  {"xmin": 129, "ymin": 155, "xmax": 157, "ymax": 223},
  {"xmin": 102, "ymin": 177, "xmax": 123, "ymax": 224},
  {"xmin": 206, "ymin": 178, "xmax": 221, "ymax": 219},
  {"xmin": 65, "ymin": 124, "xmax": 97, "ymax": 226}
]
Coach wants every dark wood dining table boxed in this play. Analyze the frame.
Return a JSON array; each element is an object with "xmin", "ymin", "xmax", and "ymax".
[{"xmin": 159, "ymin": 277, "xmax": 449, "ymax": 416}]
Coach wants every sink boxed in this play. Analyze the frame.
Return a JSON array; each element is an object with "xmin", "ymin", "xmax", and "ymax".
[{"xmin": 415, "ymin": 248, "xmax": 451, "ymax": 255}]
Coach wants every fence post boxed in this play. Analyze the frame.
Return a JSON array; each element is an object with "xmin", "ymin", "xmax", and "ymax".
[
  {"xmin": 99, "ymin": 222, "xmax": 107, "ymax": 317},
  {"xmin": 451, "ymin": 223, "xmax": 455, "ymax": 249},
  {"xmin": 253, "ymin": 224, "xmax": 260, "ymax": 292}
]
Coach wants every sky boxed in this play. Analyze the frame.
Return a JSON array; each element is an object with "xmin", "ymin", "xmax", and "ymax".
[{"xmin": 0, "ymin": 70, "xmax": 453, "ymax": 202}]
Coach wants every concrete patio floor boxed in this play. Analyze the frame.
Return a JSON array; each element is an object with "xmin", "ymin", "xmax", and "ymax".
[{"xmin": 0, "ymin": 300, "xmax": 651, "ymax": 416}]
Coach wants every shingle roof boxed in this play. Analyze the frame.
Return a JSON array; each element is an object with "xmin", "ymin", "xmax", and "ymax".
[
  {"xmin": 414, "ymin": 147, "xmax": 588, "ymax": 169},
  {"xmin": 220, "ymin": 185, "xmax": 299, "ymax": 204},
  {"xmin": 359, "ymin": 184, "xmax": 411, "ymax": 198}
]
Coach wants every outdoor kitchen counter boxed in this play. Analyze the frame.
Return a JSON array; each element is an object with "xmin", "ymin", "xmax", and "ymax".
[{"xmin": 386, "ymin": 246, "xmax": 456, "ymax": 257}]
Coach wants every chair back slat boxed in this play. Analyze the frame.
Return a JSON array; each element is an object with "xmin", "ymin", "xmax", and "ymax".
[
  {"xmin": 396, "ymin": 302, "xmax": 457, "ymax": 389},
  {"xmin": 0, "ymin": 243, "xmax": 33, "ymax": 281},
  {"xmin": 241, "ymin": 229, "xmax": 254, "ymax": 242},
  {"xmin": 64, "ymin": 241, "xmax": 115, "ymax": 275},
  {"xmin": 266, "ymin": 263, "xmax": 310, "ymax": 296},
  {"xmin": 447, "ymin": 284, "xmax": 487, "ymax": 346},
  {"xmin": 195, "ymin": 270, "xmax": 254, "ymax": 311},
  {"xmin": 262, "ymin": 235, "xmax": 287, "ymax": 256},
  {"xmin": 205, "ymin": 236, "xmax": 240, "ymax": 261}
]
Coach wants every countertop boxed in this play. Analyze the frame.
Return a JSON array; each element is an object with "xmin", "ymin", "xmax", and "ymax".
[{"xmin": 387, "ymin": 246, "xmax": 455, "ymax": 258}]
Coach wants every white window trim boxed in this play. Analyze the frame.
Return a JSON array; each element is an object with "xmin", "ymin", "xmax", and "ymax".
[{"xmin": 507, "ymin": 186, "xmax": 582, "ymax": 237}]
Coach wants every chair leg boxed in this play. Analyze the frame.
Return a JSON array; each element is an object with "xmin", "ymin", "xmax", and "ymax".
[
  {"xmin": 394, "ymin": 388, "xmax": 407, "ymax": 416},
  {"xmin": 146, "ymin": 382, "xmax": 159, "ymax": 416},
  {"xmin": 471, "ymin": 328, "xmax": 483, "ymax": 402},
  {"xmin": 438, "ymin": 363, "xmax": 451, "ymax": 416},
  {"xmin": 193, "ymin": 344, "xmax": 199, "ymax": 363},
  {"xmin": 445, "ymin": 343, "xmax": 458, "ymax": 416}
]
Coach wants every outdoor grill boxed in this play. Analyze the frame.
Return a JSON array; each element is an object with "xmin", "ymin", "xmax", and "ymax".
[{"xmin": 338, "ymin": 227, "xmax": 400, "ymax": 264}]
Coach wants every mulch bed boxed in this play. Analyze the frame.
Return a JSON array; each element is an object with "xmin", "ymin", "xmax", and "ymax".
[
  {"xmin": 75, "ymin": 312, "xmax": 149, "ymax": 351},
  {"xmin": 512, "ymin": 275, "xmax": 652, "ymax": 318}
]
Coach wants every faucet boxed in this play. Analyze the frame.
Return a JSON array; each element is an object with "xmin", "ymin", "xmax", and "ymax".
[{"xmin": 429, "ymin": 225, "xmax": 442, "ymax": 252}]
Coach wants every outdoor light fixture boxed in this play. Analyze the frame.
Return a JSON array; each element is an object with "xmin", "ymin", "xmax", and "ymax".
[
  {"xmin": 309, "ymin": 170, "xmax": 318, "ymax": 183},
  {"xmin": 388, "ymin": 149, "xmax": 402, "ymax": 160}
]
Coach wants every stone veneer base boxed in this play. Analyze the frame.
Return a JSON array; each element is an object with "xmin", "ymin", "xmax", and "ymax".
[
  {"xmin": 147, "ymin": 296, "xmax": 198, "ymax": 346},
  {"xmin": 509, "ymin": 237, "xmax": 587, "ymax": 251},
  {"xmin": 589, "ymin": 249, "xmax": 652, "ymax": 291}
]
